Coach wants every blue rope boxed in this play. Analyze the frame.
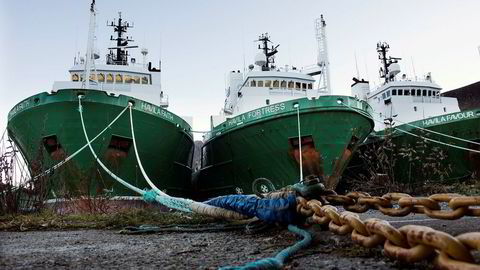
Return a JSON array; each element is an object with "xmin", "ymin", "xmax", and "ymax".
[
  {"xmin": 219, "ymin": 225, "xmax": 312, "ymax": 270},
  {"xmin": 143, "ymin": 189, "xmax": 157, "ymax": 203}
]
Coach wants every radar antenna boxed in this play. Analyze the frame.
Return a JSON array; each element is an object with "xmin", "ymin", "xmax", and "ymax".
[
  {"xmin": 256, "ymin": 33, "xmax": 279, "ymax": 71},
  {"xmin": 106, "ymin": 12, "xmax": 139, "ymax": 65},
  {"xmin": 314, "ymin": 15, "xmax": 331, "ymax": 95},
  {"xmin": 377, "ymin": 42, "xmax": 402, "ymax": 83}
]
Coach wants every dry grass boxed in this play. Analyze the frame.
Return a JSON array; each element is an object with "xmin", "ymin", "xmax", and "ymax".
[{"xmin": 0, "ymin": 208, "xmax": 217, "ymax": 231}]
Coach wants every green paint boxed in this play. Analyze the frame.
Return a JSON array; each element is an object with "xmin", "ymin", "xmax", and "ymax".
[
  {"xmin": 196, "ymin": 96, "xmax": 374, "ymax": 199},
  {"xmin": 7, "ymin": 89, "xmax": 194, "ymax": 198}
]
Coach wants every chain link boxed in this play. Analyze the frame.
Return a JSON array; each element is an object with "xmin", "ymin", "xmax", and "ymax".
[
  {"xmin": 297, "ymin": 195, "xmax": 480, "ymax": 268},
  {"xmin": 320, "ymin": 192, "xmax": 480, "ymax": 220}
]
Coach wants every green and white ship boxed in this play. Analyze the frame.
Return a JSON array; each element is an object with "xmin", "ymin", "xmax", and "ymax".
[
  {"xmin": 345, "ymin": 42, "xmax": 480, "ymax": 183},
  {"xmin": 7, "ymin": 1, "xmax": 193, "ymax": 198},
  {"xmin": 195, "ymin": 17, "xmax": 374, "ymax": 199}
]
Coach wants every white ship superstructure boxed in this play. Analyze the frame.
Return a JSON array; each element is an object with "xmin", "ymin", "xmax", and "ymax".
[
  {"xmin": 351, "ymin": 42, "xmax": 460, "ymax": 131},
  {"xmin": 52, "ymin": 9, "xmax": 167, "ymax": 108},
  {"xmin": 211, "ymin": 17, "xmax": 331, "ymax": 129}
]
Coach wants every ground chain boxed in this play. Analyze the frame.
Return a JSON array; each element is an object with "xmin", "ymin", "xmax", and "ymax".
[{"xmin": 296, "ymin": 192, "xmax": 480, "ymax": 269}]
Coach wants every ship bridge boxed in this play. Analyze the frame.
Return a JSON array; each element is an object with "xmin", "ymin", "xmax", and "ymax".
[{"xmin": 351, "ymin": 42, "xmax": 461, "ymax": 131}]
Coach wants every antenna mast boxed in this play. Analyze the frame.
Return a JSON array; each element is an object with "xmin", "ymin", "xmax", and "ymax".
[
  {"xmin": 315, "ymin": 15, "xmax": 331, "ymax": 95},
  {"xmin": 83, "ymin": 0, "xmax": 97, "ymax": 89}
]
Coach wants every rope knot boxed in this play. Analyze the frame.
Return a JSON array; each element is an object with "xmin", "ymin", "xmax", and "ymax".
[{"xmin": 143, "ymin": 189, "xmax": 157, "ymax": 203}]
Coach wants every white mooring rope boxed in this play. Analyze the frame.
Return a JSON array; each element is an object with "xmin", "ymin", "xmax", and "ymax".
[
  {"xmin": 78, "ymin": 96, "xmax": 248, "ymax": 219},
  {"xmin": 128, "ymin": 104, "xmax": 170, "ymax": 197},
  {"xmin": 339, "ymin": 101, "xmax": 480, "ymax": 154},
  {"xmin": 31, "ymin": 100, "xmax": 130, "ymax": 180}
]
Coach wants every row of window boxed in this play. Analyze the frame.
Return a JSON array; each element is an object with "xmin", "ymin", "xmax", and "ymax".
[
  {"xmin": 71, "ymin": 73, "xmax": 150, "ymax": 84},
  {"xmin": 249, "ymin": 79, "xmax": 313, "ymax": 90},
  {"xmin": 381, "ymin": 89, "xmax": 440, "ymax": 99}
]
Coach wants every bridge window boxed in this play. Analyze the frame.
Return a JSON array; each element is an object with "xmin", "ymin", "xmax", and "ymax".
[
  {"xmin": 115, "ymin": 74, "xmax": 123, "ymax": 83},
  {"xmin": 411, "ymin": 90, "xmax": 416, "ymax": 96},
  {"xmin": 71, "ymin": 74, "xmax": 79, "ymax": 82},
  {"xmin": 107, "ymin": 74, "xmax": 113, "ymax": 83},
  {"xmin": 281, "ymin": 80, "xmax": 287, "ymax": 88},
  {"xmin": 428, "ymin": 90, "xmax": 432, "ymax": 96},
  {"xmin": 308, "ymin": 83, "xmax": 312, "ymax": 89},
  {"xmin": 288, "ymin": 81, "xmax": 294, "ymax": 89},
  {"xmin": 295, "ymin": 82, "xmax": 301, "ymax": 89},
  {"xmin": 392, "ymin": 89, "xmax": 397, "ymax": 95},
  {"xmin": 404, "ymin": 89, "xmax": 410, "ymax": 96},
  {"xmin": 382, "ymin": 93, "xmax": 386, "ymax": 99},
  {"xmin": 398, "ymin": 89, "xmax": 403, "ymax": 96},
  {"xmin": 251, "ymin": 80, "xmax": 256, "ymax": 87},
  {"xmin": 302, "ymin": 83, "xmax": 307, "ymax": 90},
  {"xmin": 258, "ymin": 80, "xmax": 264, "ymax": 87},
  {"xmin": 386, "ymin": 91, "xmax": 390, "ymax": 97},
  {"xmin": 133, "ymin": 76, "xmax": 140, "ymax": 84},
  {"xmin": 142, "ymin": 76, "xmax": 149, "ymax": 84},
  {"xmin": 417, "ymin": 89, "xmax": 421, "ymax": 96},
  {"xmin": 124, "ymin": 75, "xmax": 132, "ymax": 84},
  {"xmin": 273, "ymin": 80, "xmax": 279, "ymax": 88},
  {"xmin": 265, "ymin": 80, "xmax": 271, "ymax": 87},
  {"xmin": 90, "ymin": 73, "xmax": 96, "ymax": 81},
  {"xmin": 98, "ymin": 73, "xmax": 105, "ymax": 82}
]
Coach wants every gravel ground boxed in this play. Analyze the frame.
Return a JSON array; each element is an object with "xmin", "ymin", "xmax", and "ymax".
[{"xmin": 1, "ymin": 210, "xmax": 479, "ymax": 269}]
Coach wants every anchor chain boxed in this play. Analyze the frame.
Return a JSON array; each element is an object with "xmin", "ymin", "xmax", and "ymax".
[
  {"xmin": 296, "ymin": 196, "xmax": 480, "ymax": 269},
  {"xmin": 319, "ymin": 192, "xmax": 480, "ymax": 220}
]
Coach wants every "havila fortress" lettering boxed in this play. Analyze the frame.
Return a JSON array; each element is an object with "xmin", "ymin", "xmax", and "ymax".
[
  {"xmin": 226, "ymin": 103, "xmax": 286, "ymax": 126},
  {"xmin": 422, "ymin": 111, "xmax": 475, "ymax": 126}
]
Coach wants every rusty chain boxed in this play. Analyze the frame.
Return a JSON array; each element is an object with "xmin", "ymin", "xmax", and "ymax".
[
  {"xmin": 296, "ymin": 196, "xmax": 480, "ymax": 269},
  {"xmin": 319, "ymin": 192, "xmax": 480, "ymax": 220}
]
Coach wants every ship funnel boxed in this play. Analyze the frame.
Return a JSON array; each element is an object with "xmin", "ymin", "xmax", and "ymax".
[{"xmin": 351, "ymin": 78, "xmax": 369, "ymax": 101}]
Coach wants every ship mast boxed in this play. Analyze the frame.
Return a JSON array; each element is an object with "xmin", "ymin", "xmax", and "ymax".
[
  {"xmin": 106, "ymin": 12, "xmax": 138, "ymax": 65},
  {"xmin": 257, "ymin": 33, "xmax": 279, "ymax": 71},
  {"xmin": 83, "ymin": 0, "xmax": 97, "ymax": 89},
  {"xmin": 315, "ymin": 15, "xmax": 331, "ymax": 95},
  {"xmin": 377, "ymin": 42, "xmax": 401, "ymax": 84}
]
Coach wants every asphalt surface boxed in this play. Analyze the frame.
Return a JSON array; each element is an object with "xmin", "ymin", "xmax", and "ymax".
[{"xmin": 1, "ymin": 208, "xmax": 479, "ymax": 270}]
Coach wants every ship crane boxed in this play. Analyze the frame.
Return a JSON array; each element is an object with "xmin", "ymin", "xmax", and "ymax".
[{"xmin": 304, "ymin": 15, "xmax": 331, "ymax": 95}]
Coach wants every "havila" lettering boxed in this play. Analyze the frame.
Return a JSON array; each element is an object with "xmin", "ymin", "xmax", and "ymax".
[
  {"xmin": 140, "ymin": 102, "xmax": 174, "ymax": 121},
  {"xmin": 422, "ymin": 111, "xmax": 475, "ymax": 126}
]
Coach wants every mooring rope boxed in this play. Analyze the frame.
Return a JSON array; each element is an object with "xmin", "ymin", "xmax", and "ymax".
[
  {"xmin": 219, "ymin": 225, "xmax": 312, "ymax": 270},
  {"xmin": 128, "ymin": 104, "xmax": 169, "ymax": 197},
  {"xmin": 78, "ymin": 96, "xmax": 248, "ymax": 219},
  {"xmin": 392, "ymin": 115, "xmax": 480, "ymax": 146},
  {"xmin": 29, "ymin": 101, "xmax": 130, "ymax": 180},
  {"xmin": 339, "ymin": 101, "xmax": 480, "ymax": 154},
  {"xmin": 79, "ymin": 96, "xmax": 145, "ymax": 195}
]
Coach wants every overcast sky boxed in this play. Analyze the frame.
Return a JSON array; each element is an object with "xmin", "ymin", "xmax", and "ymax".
[{"xmin": 1, "ymin": 0, "xmax": 479, "ymax": 140}]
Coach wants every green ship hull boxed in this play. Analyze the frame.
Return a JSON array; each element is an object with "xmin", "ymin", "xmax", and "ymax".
[
  {"xmin": 195, "ymin": 96, "xmax": 374, "ymax": 199},
  {"xmin": 7, "ymin": 89, "xmax": 194, "ymax": 198},
  {"xmin": 344, "ymin": 109, "xmax": 480, "ymax": 183}
]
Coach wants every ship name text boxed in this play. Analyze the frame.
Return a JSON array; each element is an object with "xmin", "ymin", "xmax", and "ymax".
[
  {"xmin": 226, "ymin": 103, "xmax": 286, "ymax": 127},
  {"xmin": 422, "ymin": 111, "xmax": 475, "ymax": 127},
  {"xmin": 140, "ymin": 102, "xmax": 174, "ymax": 121},
  {"xmin": 8, "ymin": 99, "xmax": 31, "ymax": 120}
]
